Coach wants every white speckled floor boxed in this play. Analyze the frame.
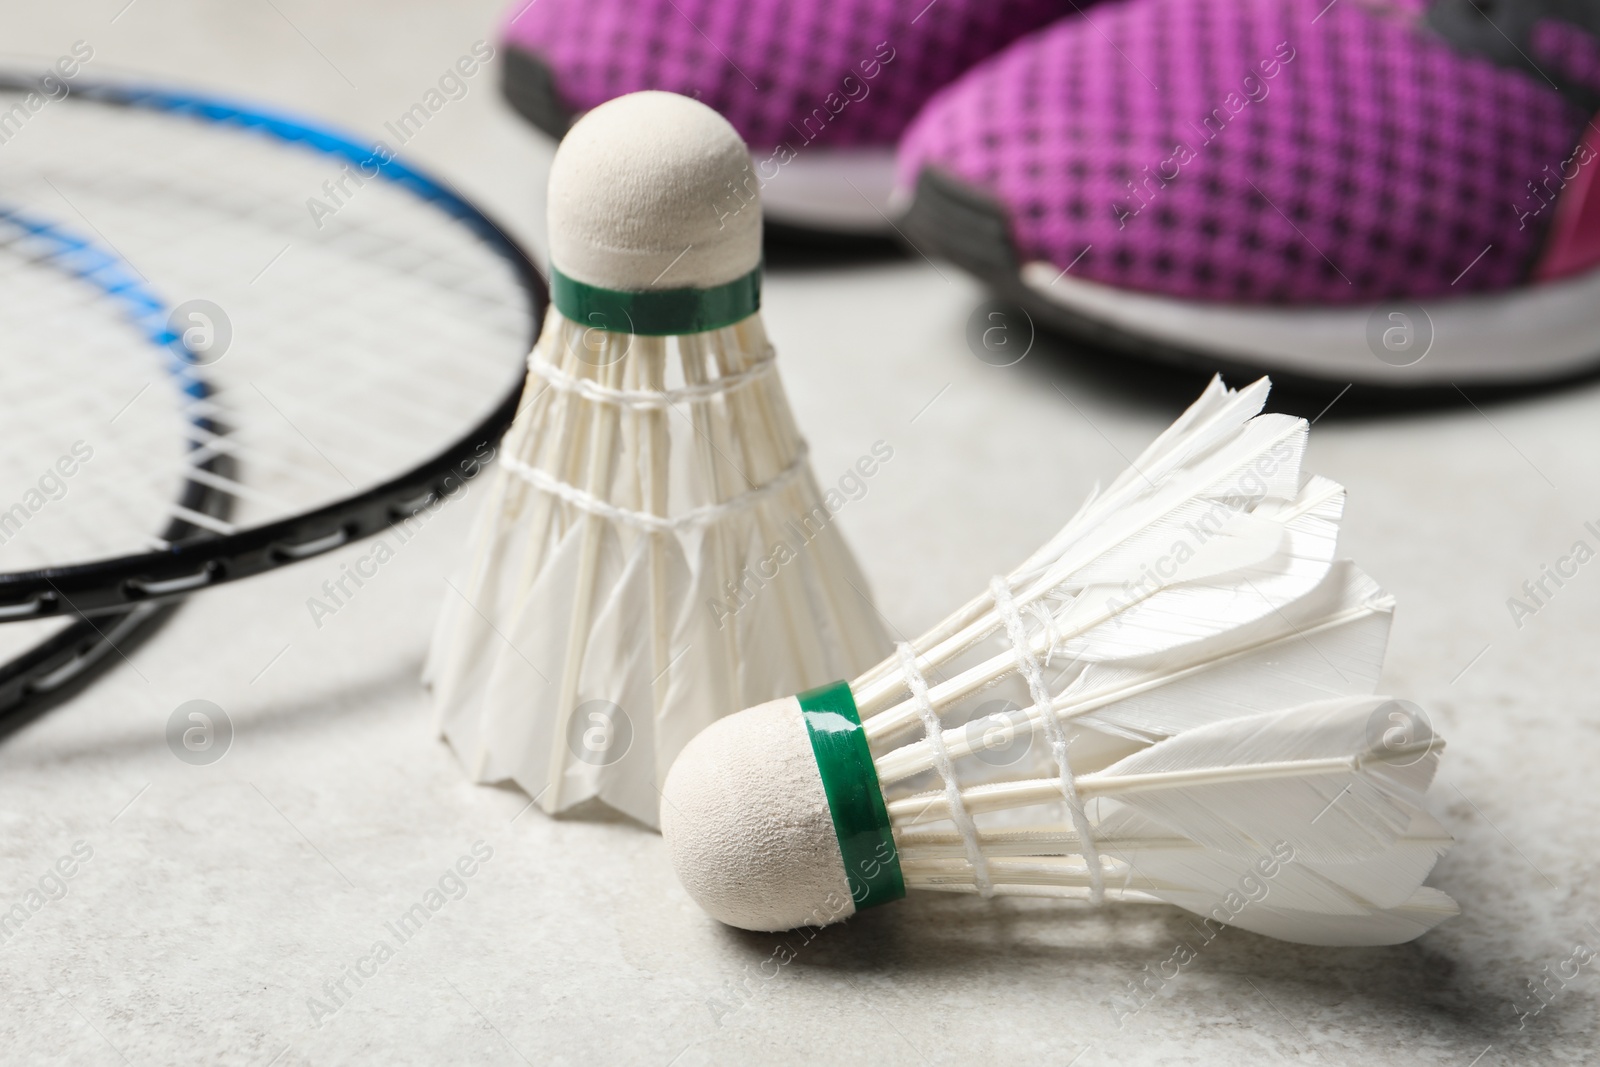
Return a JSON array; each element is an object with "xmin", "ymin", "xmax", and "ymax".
[{"xmin": 2, "ymin": 3, "xmax": 1598, "ymax": 1064}]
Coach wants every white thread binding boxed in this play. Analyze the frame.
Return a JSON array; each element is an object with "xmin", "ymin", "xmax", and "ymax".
[
  {"xmin": 990, "ymin": 576, "xmax": 1105, "ymax": 904},
  {"xmin": 896, "ymin": 641, "xmax": 994, "ymax": 897},
  {"xmin": 527, "ymin": 346, "xmax": 778, "ymax": 408},
  {"xmin": 500, "ymin": 442, "xmax": 810, "ymax": 532}
]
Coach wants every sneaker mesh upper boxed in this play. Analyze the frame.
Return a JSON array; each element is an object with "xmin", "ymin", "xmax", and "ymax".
[
  {"xmin": 504, "ymin": 0, "xmax": 1067, "ymax": 150},
  {"xmin": 897, "ymin": 0, "xmax": 1592, "ymax": 304}
]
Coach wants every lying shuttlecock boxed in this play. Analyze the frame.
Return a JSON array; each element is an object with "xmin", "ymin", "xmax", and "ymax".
[
  {"xmin": 427, "ymin": 91, "xmax": 890, "ymax": 827},
  {"xmin": 661, "ymin": 377, "xmax": 1457, "ymax": 945}
]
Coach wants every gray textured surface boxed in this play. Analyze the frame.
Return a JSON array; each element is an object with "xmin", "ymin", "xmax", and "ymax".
[{"xmin": 3, "ymin": 2, "xmax": 1598, "ymax": 1064}]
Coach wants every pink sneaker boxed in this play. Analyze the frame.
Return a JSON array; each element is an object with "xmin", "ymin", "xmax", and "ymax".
[
  {"xmin": 502, "ymin": 0, "xmax": 1067, "ymax": 238},
  {"xmin": 898, "ymin": 0, "xmax": 1600, "ymax": 385}
]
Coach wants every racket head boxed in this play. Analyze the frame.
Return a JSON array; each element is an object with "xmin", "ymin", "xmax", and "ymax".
[
  {"xmin": 0, "ymin": 73, "xmax": 545, "ymax": 610},
  {"xmin": 0, "ymin": 71, "xmax": 546, "ymax": 723}
]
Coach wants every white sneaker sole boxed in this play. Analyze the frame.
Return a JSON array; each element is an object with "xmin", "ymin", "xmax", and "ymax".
[
  {"xmin": 756, "ymin": 148, "xmax": 897, "ymax": 236},
  {"xmin": 1020, "ymin": 260, "xmax": 1600, "ymax": 386}
]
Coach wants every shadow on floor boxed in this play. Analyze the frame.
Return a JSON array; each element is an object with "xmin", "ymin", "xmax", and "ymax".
[{"xmin": 762, "ymin": 223, "xmax": 911, "ymax": 272}]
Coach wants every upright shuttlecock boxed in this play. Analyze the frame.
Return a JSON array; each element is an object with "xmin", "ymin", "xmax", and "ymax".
[
  {"xmin": 662, "ymin": 377, "xmax": 1457, "ymax": 945},
  {"xmin": 427, "ymin": 91, "xmax": 890, "ymax": 827}
]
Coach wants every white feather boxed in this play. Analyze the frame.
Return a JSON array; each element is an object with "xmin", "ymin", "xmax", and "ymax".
[
  {"xmin": 1024, "ymin": 414, "xmax": 1309, "ymax": 598},
  {"xmin": 854, "ymin": 376, "xmax": 1290, "ymax": 704},
  {"xmin": 1074, "ymin": 561, "xmax": 1394, "ymax": 741},
  {"xmin": 1054, "ymin": 476, "xmax": 1344, "ymax": 663},
  {"xmin": 863, "ymin": 482, "xmax": 1346, "ymax": 747},
  {"xmin": 872, "ymin": 561, "xmax": 1394, "ymax": 785},
  {"xmin": 1074, "ymin": 697, "xmax": 1440, "ymax": 864},
  {"xmin": 1089, "ymin": 807, "xmax": 1451, "ymax": 913}
]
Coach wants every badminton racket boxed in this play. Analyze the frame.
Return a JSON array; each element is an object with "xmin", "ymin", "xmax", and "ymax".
[{"xmin": 0, "ymin": 72, "xmax": 545, "ymax": 728}]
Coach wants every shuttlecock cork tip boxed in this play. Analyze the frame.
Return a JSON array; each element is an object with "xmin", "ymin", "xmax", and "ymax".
[
  {"xmin": 548, "ymin": 91, "xmax": 762, "ymax": 293},
  {"xmin": 660, "ymin": 697, "xmax": 859, "ymax": 932}
]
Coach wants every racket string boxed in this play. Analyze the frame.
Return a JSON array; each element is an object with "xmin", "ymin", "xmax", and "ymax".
[{"xmin": 0, "ymin": 86, "xmax": 531, "ymax": 581}]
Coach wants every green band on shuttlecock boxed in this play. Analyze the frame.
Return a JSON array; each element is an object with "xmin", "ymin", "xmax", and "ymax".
[
  {"xmin": 798, "ymin": 680, "xmax": 905, "ymax": 912},
  {"xmin": 549, "ymin": 264, "xmax": 761, "ymax": 336}
]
